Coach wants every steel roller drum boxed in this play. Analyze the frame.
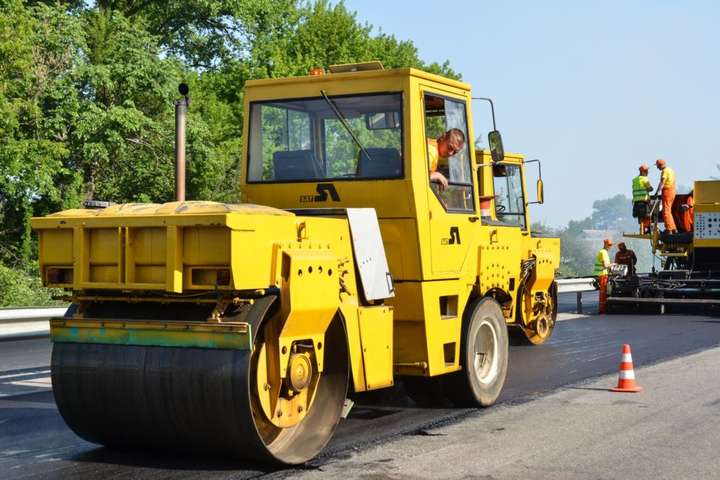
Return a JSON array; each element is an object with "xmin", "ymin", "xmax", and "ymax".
[{"xmin": 51, "ymin": 316, "xmax": 349, "ymax": 464}]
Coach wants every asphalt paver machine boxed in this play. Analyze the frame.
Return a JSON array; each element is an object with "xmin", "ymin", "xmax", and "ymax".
[{"xmin": 609, "ymin": 180, "xmax": 720, "ymax": 313}]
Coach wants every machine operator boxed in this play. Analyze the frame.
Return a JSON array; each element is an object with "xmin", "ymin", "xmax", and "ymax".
[{"xmin": 428, "ymin": 128, "xmax": 465, "ymax": 192}]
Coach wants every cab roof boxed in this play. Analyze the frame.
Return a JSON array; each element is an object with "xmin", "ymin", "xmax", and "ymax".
[{"xmin": 244, "ymin": 67, "xmax": 471, "ymax": 93}]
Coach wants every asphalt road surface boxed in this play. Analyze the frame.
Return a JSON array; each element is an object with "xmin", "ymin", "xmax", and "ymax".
[{"xmin": 1, "ymin": 304, "xmax": 718, "ymax": 479}]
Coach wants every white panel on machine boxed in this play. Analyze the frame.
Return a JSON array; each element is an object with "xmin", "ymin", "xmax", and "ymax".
[
  {"xmin": 346, "ymin": 208, "xmax": 394, "ymax": 300},
  {"xmin": 695, "ymin": 212, "xmax": 720, "ymax": 240}
]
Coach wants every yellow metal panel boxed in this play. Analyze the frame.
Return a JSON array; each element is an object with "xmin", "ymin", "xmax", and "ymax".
[
  {"xmin": 693, "ymin": 204, "xmax": 720, "ymax": 248},
  {"xmin": 165, "ymin": 226, "xmax": 183, "ymax": 293},
  {"xmin": 420, "ymin": 280, "xmax": 466, "ymax": 376},
  {"xmin": 277, "ymin": 246, "xmax": 340, "ymax": 376},
  {"xmin": 74, "ymin": 226, "xmax": 86, "ymax": 288},
  {"xmin": 357, "ymin": 306, "xmax": 394, "ymax": 390},
  {"xmin": 339, "ymin": 302, "xmax": 367, "ymax": 393},
  {"xmin": 229, "ymin": 215, "xmax": 296, "ymax": 291},
  {"xmin": 183, "ymin": 227, "xmax": 230, "ymax": 265},
  {"xmin": 694, "ymin": 180, "xmax": 720, "ymax": 204},
  {"xmin": 278, "ymin": 248, "xmax": 339, "ymax": 338},
  {"xmin": 393, "ymin": 321, "xmax": 428, "ymax": 375},
  {"xmin": 388, "ymin": 280, "xmax": 467, "ymax": 376},
  {"xmin": 386, "ymin": 281, "xmax": 425, "ymax": 322},
  {"xmin": 478, "ymin": 226, "xmax": 523, "ymax": 297},
  {"xmin": 528, "ymin": 250, "xmax": 554, "ymax": 293},
  {"xmin": 244, "ymin": 67, "xmax": 470, "ymax": 92},
  {"xmin": 131, "ymin": 227, "xmax": 166, "ymax": 265},
  {"xmin": 379, "ymin": 219, "xmax": 422, "ymax": 280},
  {"xmin": 89, "ymin": 265, "xmax": 117, "ymax": 283},
  {"xmin": 125, "ymin": 227, "xmax": 166, "ymax": 285},
  {"xmin": 39, "ymin": 230, "xmax": 73, "ymax": 265},
  {"xmin": 88, "ymin": 228, "xmax": 119, "ymax": 264}
]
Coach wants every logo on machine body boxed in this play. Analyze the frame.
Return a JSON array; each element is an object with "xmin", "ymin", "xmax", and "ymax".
[
  {"xmin": 300, "ymin": 183, "xmax": 341, "ymax": 203},
  {"xmin": 441, "ymin": 226, "xmax": 461, "ymax": 245}
]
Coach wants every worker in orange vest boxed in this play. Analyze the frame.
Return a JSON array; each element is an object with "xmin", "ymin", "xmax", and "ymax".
[
  {"xmin": 654, "ymin": 159, "xmax": 677, "ymax": 233},
  {"xmin": 593, "ymin": 238, "xmax": 613, "ymax": 314},
  {"xmin": 679, "ymin": 190, "xmax": 694, "ymax": 232},
  {"xmin": 614, "ymin": 242, "xmax": 637, "ymax": 276}
]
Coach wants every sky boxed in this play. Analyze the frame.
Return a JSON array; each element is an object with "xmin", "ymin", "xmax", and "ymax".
[{"xmin": 341, "ymin": 0, "xmax": 719, "ymax": 227}]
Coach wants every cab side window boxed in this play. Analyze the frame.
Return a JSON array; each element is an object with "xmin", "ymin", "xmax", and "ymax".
[
  {"xmin": 424, "ymin": 93, "xmax": 474, "ymax": 212},
  {"xmin": 493, "ymin": 164, "xmax": 526, "ymax": 229}
]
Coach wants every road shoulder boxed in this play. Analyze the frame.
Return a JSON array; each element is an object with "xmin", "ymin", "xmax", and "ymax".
[{"xmin": 293, "ymin": 346, "xmax": 720, "ymax": 480}]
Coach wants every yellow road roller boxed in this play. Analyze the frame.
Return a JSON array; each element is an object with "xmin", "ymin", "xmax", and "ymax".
[{"xmin": 31, "ymin": 63, "xmax": 560, "ymax": 464}]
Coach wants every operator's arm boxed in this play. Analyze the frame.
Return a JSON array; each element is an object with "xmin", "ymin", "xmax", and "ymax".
[
  {"xmin": 430, "ymin": 171, "xmax": 448, "ymax": 191},
  {"xmin": 602, "ymin": 250, "xmax": 611, "ymax": 268},
  {"xmin": 654, "ymin": 172, "xmax": 666, "ymax": 196},
  {"xmin": 631, "ymin": 251, "xmax": 637, "ymax": 265}
]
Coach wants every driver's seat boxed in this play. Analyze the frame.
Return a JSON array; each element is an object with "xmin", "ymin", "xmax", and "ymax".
[{"xmin": 273, "ymin": 150, "xmax": 320, "ymax": 180}]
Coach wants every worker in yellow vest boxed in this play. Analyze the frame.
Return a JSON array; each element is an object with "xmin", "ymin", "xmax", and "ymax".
[
  {"xmin": 631, "ymin": 165, "xmax": 653, "ymax": 233},
  {"xmin": 593, "ymin": 238, "xmax": 613, "ymax": 314},
  {"xmin": 654, "ymin": 159, "xmax": 677, "ymax": 233}
]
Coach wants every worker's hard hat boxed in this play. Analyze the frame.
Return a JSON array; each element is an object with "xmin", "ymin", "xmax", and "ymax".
[
  {"xmin": 639, "ymin": 164, "xmax": 649, "ymax": 172},
  {"xmin": 655, "ymin": 158, "xmax": 666, "ymax": 168},
  {"xmin": 618, "ymin": 242, "xmax": 626, "ymax": 248},
  {"xmin": 604, "ymin": 238, "xmax": 613, "ymax": 247}
]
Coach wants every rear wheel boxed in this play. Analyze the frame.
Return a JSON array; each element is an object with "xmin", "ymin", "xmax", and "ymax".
[
  {"xmin": 445, "ymin": 297, "xmax": 509, "ymax": 407},
  {"xmin": 516, "ymin": 282, "xmax": 557, "ymax": 345}
]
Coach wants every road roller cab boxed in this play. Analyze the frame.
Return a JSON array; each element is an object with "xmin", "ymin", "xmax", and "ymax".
[{"xmin": 31, "ymin": 64, "xmax": 560, "ymax": 464}]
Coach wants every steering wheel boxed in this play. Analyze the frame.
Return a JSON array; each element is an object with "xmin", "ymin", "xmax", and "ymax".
[{"xmin": 496, "ymin": 204, "xmax": 506, "ymax": 212}]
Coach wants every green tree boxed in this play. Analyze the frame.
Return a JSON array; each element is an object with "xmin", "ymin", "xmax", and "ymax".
[
  {"xmin": 0, "ymin": 1, "xmax": 84, "ymax": 265},
  {"xmin": 0, "ymin": 0, "xmax": 460, "ymax": 303}
]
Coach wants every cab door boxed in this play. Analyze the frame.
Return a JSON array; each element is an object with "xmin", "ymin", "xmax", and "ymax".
[{"xmin": 423, "ymin": 91, "xmax": 478, "ymax": 276}]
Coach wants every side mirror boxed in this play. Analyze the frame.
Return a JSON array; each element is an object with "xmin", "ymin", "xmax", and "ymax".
[
  {"xmin": 536, "ymin": 178, "xmax": 544, "ymax": 204},
  {"xmin": 488, "ymin": 130, "xmax": 504, "ymax": 163}
]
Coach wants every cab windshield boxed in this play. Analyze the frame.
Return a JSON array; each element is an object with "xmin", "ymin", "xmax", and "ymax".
[{"xmin": 247, "ymin": 93, "xmax": 403, "ymax": 182}]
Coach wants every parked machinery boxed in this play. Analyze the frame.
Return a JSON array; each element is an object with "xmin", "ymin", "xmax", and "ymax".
[
  {"xmin": 32, "ymin": 64, "xmax": 559, "ymax": 464},
  {"xmin": 609, "ymin": 180, "xmax": 720, "ymax": 313}
]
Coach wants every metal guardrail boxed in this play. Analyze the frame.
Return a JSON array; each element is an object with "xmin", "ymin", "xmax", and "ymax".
[
  {"xmin": 1, "ymin": 278, "xmax": 598, "ymax": 325},
  {"xmin": 556, "ymin": 278, "xmax": 596, "ymax": 293},
  {"xmin": 0, "ymin": 307, "xmax": 68, "ymax": 340},
  {"xmin": 0, "ymin": 306, "xmax": 68, "ymax": 322},
  {"xmin": 556, "ymin": 278, "xmax": 597, "ymax": 314}
]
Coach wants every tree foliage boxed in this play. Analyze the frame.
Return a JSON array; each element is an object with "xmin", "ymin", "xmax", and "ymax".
[
  {"xmin": 554, "ymin": 194, "xmax": 654, "ymax": 277},
  {"xmin": 0, "ymin": 0, "xmax": 458, "ymax": 305}
]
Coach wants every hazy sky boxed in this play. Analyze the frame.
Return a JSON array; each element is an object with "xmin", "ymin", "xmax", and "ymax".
[{"xmin": 342, "ymin": 0, "xmax": 718, "ymax": 226}]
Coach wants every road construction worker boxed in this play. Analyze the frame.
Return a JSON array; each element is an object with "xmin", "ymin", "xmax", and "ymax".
[
  {"xmin": 428, "ymin": 128, "xmax": 465, "ymax": 192},
  {"xmin": 679, "ymin": 190, "xmax": 694, "ymax": 233},
  {"xmin": 654, "ymin": 159, "xmax": 677, "ymax": 233},
  {"xmin": 631, "ymin": 165, "xmax": 653, "ymax": 233},
  {"xmin": 614, "ymin": 242, "xmax": 637, "ymax": 277},
  {"xmin": 593, "ymin": 238, "xmax": 613, "ymax": 314}
]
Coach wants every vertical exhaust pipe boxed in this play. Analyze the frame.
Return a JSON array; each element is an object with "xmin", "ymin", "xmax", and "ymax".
[{"xmin": 175, "ymin": 83, "xmax": 190, "ymax": 202}]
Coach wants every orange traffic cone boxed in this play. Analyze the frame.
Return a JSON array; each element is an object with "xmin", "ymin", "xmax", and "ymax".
[{"xmin": 610, "ymin": 344, "xmax": 642, "ymax": 393}]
